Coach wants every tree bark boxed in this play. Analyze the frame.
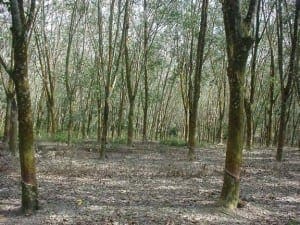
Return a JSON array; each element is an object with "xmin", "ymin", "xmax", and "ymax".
[
  {"xmin": 3, "ymin": 92, "xmax": 13, "ymax": 145},
  {"xmin": 123, "ymin": 0, "xmax": 139, "ymax": 146},
  {"xmin": 7, "ymin": 0, "xmax": 39, "ymax": 214},
  {"xmin": 276, "ymin": 0, "xmax": 299, "ymax": 161},
  {"xmin": 100, "ymin": 0, "xmax": 115, "ymax": 159},
  {"xmin": 220, "ymin": 0, "xmax": 257, "ymax": 209},
  {"xmin": 187, "ymin": 0, "xmax": 208, "ymax": 160},
  {"xmin": 142, "ymin": 0, "xmax": 149, "ymax": 142},
  {"xmin": 9, "ymin": 98, "xmax": 18, "ymax": 156}
]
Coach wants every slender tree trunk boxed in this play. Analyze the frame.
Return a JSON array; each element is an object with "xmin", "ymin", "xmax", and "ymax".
[
  {"xmin": 97, "ymin": 97, "xmax": 102, "ymax": 142},
  {"xmin": 48, "ymin": 98, "xmax": 56, "ymax": 137},
  {"xmin": 35, "ymin": 90, "xmax": 45, "ymax": 136},
  {"xmin": 3, "ymin": 93, "xmax": 13, "ymax": 145},
  {"xmin": 123, "ymin": 0, "xmax": 139, "ymax": 146},
  {"xmin": 244, "ymin": 100, "xmax": 252, "ymax": 148},
  {"xmin": 100, "ymin": 0, "xmax": 115, "ymax": 159},
  {"xmin": 187, "ymin": 0, "xmax": 208, "ymax": 160},
  {"xmin": 117, "ymin": 88, "xmax": 125, "ymax": 138},
  {"xmin": 127, "ymin": 99, "xmax": 135, "ymax": 146},
  {"xmin": 64, "ymin": 0, "xmax": 80, "ymax": 145},
  {"xmin": 2, "ymin": 79, "xmax": 14, "ymax": 145},
  {"xmin": 266, "ymin": 42, "xmax": 275, "ymax": 147},
  {"xmin": 245, "ymin": 0, "xmax": 261, "ymax": 150},
  {"xmin": 276, "ymin": 0, "xmax": 299, "ymax": 161},
  {"xmin": 142, "ymin": 0, "xmax": 149, "ymax": 142},
  {"xmin": 67, "ymin": 100, "xmax": 73, "ymax": 145},
  {"xmin": 9, "ymin": 98, "xmax": 18, "ymax": 156},
  {"xmin": 216, "ymin": 73, "xmax": 226, "ymax": 144}
]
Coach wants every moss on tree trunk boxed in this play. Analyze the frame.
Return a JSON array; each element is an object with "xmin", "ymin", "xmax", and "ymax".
[
  {"xmin": 220, "ymin": 0, "xmax": 257, "ymax": 209},
  {"xmin": 14, "ymin": 75, "xmax": 38, "ymax": 214},
  {"xmin": 10, "ymin": 0, "xmax": 38, "ymax": 212}
]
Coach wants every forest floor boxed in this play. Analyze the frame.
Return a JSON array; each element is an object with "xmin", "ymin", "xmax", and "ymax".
[{"xmin": 0, "ymin": 141, "xmax": 299, "ymax": 225}]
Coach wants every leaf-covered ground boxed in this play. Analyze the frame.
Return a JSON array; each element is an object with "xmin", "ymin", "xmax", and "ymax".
[{"xmin": 0, "ymin": 141, "xmax": 299, "ymax": 225}]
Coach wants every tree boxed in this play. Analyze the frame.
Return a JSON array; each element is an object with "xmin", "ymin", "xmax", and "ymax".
[
  {"xmin": 34, "ymin": 0, "xmax": 58, "ymax": 137},
  {"xmin": 123, "ymin": 0, "xmax": 140, "ymax": 146},
  {"xmin": 244, "ymin": 0, "xmax": 262, "ymax": 150},
  {"xmin": 220, "ymin": 0, "xmax": 257, "ymax": 209},
  {"xmin": 100, "ymin": 0, "xmax": 123, "ymax": 158},
  {"xmin": 0, "ymin": 0, "xmax": 38, "ymax": 213},
  {"xmin": 276, "ymin": 0, "xmax": 299, "ymax": 161},
  {"xmin": 187, "ymin": 0, "xmax": 208, "ymax": 160},
  {"xmin": 0, "ymin": 73, "xmax": 16, "ymax": 151},
  {"xmin": 142, "ymin": 0, "xmax": 149, "ymax": 142}
]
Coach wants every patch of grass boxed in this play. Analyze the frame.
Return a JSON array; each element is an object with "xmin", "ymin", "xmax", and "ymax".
[
  {"xmin": 53, "ymin": 132, "xmax": 69, "ymax": 142},
  {"xmin": 160, "ymin": 138, "xmax": 211, "ymax": 148},
  {"xmin": 160, "ymin": 137, "xmax": 187, "ymax": 147}
]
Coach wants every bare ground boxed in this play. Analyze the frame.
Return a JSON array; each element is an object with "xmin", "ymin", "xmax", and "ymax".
[{"xmin": 0, "ymin": 141, "xmax": 299, "ymax": 225}]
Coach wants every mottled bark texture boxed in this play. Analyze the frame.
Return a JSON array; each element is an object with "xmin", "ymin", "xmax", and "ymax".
[
  {"xmin": 10, "ymin": 0, "xmax": 38, "ymax": 214},
  {"xmin": 220, "ymin": 0, "xmax": 257, "ymax": 209},
  {"xmin": 187, "ymin": 0, "xmax": 208, "ymax": 161}
]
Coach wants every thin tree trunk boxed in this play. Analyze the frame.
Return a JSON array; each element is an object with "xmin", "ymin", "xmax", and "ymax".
[
  {"xmin": 117, "ymin": 87, "xmax": 125, "ymax": 138},
  {"xmin": 123, "ymin": 0, "xmax": 139, "ymax": 146},
  {"xmin": 266, "ymin": 39, "xmax": 275, "ymax": 147},
  {"xmin": 127, "ymin": 99, "xmax": 135, "ymax": 145},
  {"xmin": 3, "ymin": 93, "xmax": 12, "ymax": 145},
  {"xmin": 245, "ymin": 0, "xmax": 261, "ymax": 150},
  {"xmin": 100, "ymin": 0, "xmax": 115, "ymax": 159},
  {"xmin": 187, "ymin": 0, "xmax": 208, "ymax": 160},
  {"xmin": 142, "ymin": 0, "xmax": 149, "ymax": 142},
  {"xmin": 9, "ymin": 98, "xmax": 18, "ymax": 156},
  {"xmin": 276, "ymin": 0, "xmax": 299, "ymax": 161}
]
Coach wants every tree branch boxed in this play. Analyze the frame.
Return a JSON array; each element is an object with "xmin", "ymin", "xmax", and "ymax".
[
  {"xmin": 10, "ymin": 0, "xmax": 23, "ymax": 36},
  {"xmin": 244, "ymin": 0, "xmax": 257, "ymax": 30},
  {"xmin": 0, "ymin": 55, "xmax": 11, "ymax": 75},
  {"xmin": 26, "ymin": 0, "xmax": 36, "ymax": 29}
]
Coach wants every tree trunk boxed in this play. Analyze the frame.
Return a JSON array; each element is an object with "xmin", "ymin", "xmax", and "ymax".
[
  {"xmin": 244, "ymin": 99, "xmax": 252, "ymax": 149},
  {"xmin": 100, "ymin": 0, "xmax": 115, "ymax": 159},
  {"xmin": 4, "ymin": 0, "xmax": 38, "ymax": 214},
  {"xmin": 117, "ymin": 88, "xmax": 125, "ymax": 138},
  {"xmin": 48, "ymin": 98, "xmax": 56, "ymax": 137},
  {"xmin": 187, "ymin": 0, "xmax": 208, "ymax": 160},
  {"xmin": 245, "ymin": 0, "xmax": 261, "ymax": 150},
  {"xmin": 97, "ymin": 97, "xmax": 102, "ymax": 142},
  {"xmin": 123, "ymin": 0, "xmax": 139, "ymax": 146},
  {"xmin": 67, "ymin": 100, "xmax": 73, "ymax": 145},
  {"xmin": 9, "ymin": 98, "xmax": 18, "ymax": 156},
  {"xmin": 276, "ymin": 0, "xmax": 299, "ymax": 161},
  {"xmin": 220, "ymin": 0, "xmax": 257, "ymax": 209},
  {"xmin": 3, "ymin": 93, "xmax": 12, "ymax": 145},
  {"xmin": 266, "ymin": 43, "xmax": 275, "ymax": 147},
  {"xmin": 100, "ymin": 95, "xmax": 109, "ymax": 158},
  {"xmin": 127, "ymin": 99, "xmax": 134, "ymax": 146},
  {"xmin": 141, "ymin": 0, "xmax": 149, "ymax": 142}
]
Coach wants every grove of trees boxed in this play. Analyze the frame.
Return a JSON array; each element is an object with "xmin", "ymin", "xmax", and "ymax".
[{"xmin": 0, "ymin": 0, "xmax": 299, "ymax": 214}]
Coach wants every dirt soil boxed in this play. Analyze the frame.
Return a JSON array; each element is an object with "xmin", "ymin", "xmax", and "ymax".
[{"xmin": 0, "ymin": 141, "xmax": 299, "ymax": 225}]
